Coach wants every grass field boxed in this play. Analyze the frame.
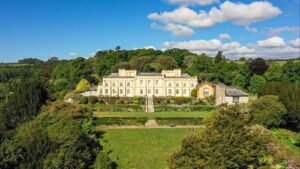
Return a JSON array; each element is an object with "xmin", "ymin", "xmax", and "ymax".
[
  {"xmin": 272, "ymin": 128, "xmax": 300, "ymax": 156},
  {"xmin": 94, "ymin": 111, "xmax": 212, "ymax": 118},
  {"xmin": 100, "ymin": 128, "xmax": 202, "ymax": 169}
]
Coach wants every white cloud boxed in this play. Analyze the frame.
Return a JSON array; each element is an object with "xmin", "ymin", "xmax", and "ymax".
[
  {"xmin": 152, "ymin": 23, "xmax": 194, "ymax": 37},
  {"xmin": 68, "ymin": 52, "xmax": 79, "ymax": 57},
  {"xmin": 288, "ymin": 38, "xmax": 300, "ymax": 48},
  {"xmin": 166, "ymin": 0, "xmax": 219, "ymax": 6},
  {"xmin": 162, "ymin": 36, "xmax": 299, "ymax": 59},
  {"xmin": 245, "ymin": 26, "xmax": 258, "ymax": 33},
  {"xmin": 148, "ymin": 1, "xmax": 281, "ymax": 36},
  {"xmin": 257, "ymin": 36, "xmax": 286, "ymax": 48},
  {"xmin": 219, "ymin": 33, "xmax": 231, "ymax": 40},
  {"xmin": 143, "ymin": 45, "xmax": 156, "ymax": 49},
  {"xmin": 264, "ymin": 26, "xmax": 300, "ymax": 36}
]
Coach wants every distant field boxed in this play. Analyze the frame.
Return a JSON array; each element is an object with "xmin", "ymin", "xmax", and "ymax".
[
  {"xmin": 272, "ymin": 128, "xmax": 300, "ymax": 156},
  {"xmin": 100, "ymin": 128, "xmax": 202, "ymax": 169},
  {"xmin": 231, "ymin": 59, "xmax": 299, "ymax": 66},
  {"xmin": 0, "ymin": 63, "xmax": 32, "ymax": 67},
  {"xmin": 93, "ymin": 111, "xmax": 212, "ymax": 118}
]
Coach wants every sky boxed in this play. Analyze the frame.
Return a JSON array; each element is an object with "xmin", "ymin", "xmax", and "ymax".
[{"xmin": 0, "ymin": 0, "xmax": 299, "ymax": 62}]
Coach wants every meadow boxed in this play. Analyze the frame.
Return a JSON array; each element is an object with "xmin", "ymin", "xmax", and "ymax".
[{"xmin": 100, "ymin": 128, "xmax": 202, "ymax": 169}]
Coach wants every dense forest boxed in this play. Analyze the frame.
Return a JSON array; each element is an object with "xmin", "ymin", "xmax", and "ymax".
[{"xmin": 0, "ymin": 48, "xmax": 299, "ymax": 168}]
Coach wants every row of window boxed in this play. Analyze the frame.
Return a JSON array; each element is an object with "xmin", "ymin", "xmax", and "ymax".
[
  {"xmin": 104, "ymin": 88, "xmax": 189, "ymax": 95},
  {"xmin": 104, "ymin": 81, "xmax": 195, "ymax": 87}
]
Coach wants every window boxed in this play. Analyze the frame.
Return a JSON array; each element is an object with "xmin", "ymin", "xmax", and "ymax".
[
  {"xmin": 183, "ymin": 83, "xmax": 186, "ymax": 87},
  {"xmin": 112, "ymin": 82, "xmax": 115, "ymax": 86},
  {"xmin": 105, "ymin": 82, "xmax": 108, "ymax": 87},
  {"xmin": 233, "ymin": 97, "xmax": 239, "ymax": 104},
  {"xmin": 155, "ymin": 80, "xmax": 159, "ymax": 85},
  {"xmin": 120, "ymin": 89, "xmax": 123, "ymax": 94},
  {"xmin": 120, "ymin": 82, "xmax": 123, "ymax": 87},
  {"xmin": 140, "ymin": 89, "xmax": 143, "ymax": 95},
  {"xmin": 105, "ymin": 89, "xmax": 108, "ymax": 94},
  {"xmin": 176, "ymin": 83, "xmax": 179, "ymax": 87},
  {"xmin": 168, "ymin": 89, "xmax": 172, "ymax": 95},
  {"xmin": 127, "ymin": 82, "xmax": 130, "ymax": 86},
  {"xmin": 183, "ymin": 89, "xmax": 186, "ymax": 94},
  {"xmin": 203, "ymin": 88, "xmax": 210, "ymax": 96},
  {"xmin": 127, "ymin": 89, "xmax": 130, "ymax": 94},
  {"xmin": 176, "ymin": 89, "xmax": 179, "ymax": 94},
  {"xmin": 168, "ymin": 82, "xmax": 172, "ymax": 87},
  {"xmin": 155, "ymin": 89, "xmax": 159, "ymax": 95},
  {"xmin": 148, "ymin": 89, "xmax": 151, "ymax": 94},
  {"xmin": 113, "ymin": 89, "xmax": 116, "ymax": 94},
  {"xmin": 191, "ymin": 83, "xmax": 194, "ymax": 87}
]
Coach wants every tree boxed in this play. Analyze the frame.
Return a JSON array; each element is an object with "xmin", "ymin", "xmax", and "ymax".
[
  {"xmin": 264, "ymin": 63, "xmax": 282, "ymax": 81},
  {"xmin": 249, "ymin": 75, "xmax": 266, "ymax": 93},
  {"xmin": 75, "ymin": 79, "xmax": 91, "ymax": 92},
  {"xmin": 154, "ymin": 56, "xmax": 178, "ymax": 70},
  {"xmin": 250, "ymin": 95, "xmax": 287, "ymax": 128},
  {"xmin": 2, "ymin": 80, "xmax": 48, "ymax": 130},
  {"xmin": 281, "ymin": 60, "xmax": 300, "ymax": 83},
  {"xmin": 214, "ymin": 51, "xmax": 224, "ymax": 64},
  {"xmin": 115, "ymin": 46, "xmax": 121, "ymax": 51},
  {"xmin": 249, "ymin": 58, "xmax": 269, "ymax": 75},
  {"xmin": 232, "ymin": 74, "xmax": 246, "ymax": 88},
  {"xmin": 93, "ymin": 152, "xmax": 113, "ymax": 169},
  {"xmin": 258, "ymin": 82, "xmax": 300, "ymax": 130},
  {"xmin": 168, "ymin": 106, "xmax": 268, "ymax": 169}
]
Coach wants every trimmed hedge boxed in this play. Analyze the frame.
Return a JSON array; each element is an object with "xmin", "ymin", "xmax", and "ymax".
[
  {"xmin": 95, "ymin": 117, "xmax": 148, "ymax": 126},
  {"xmin": 95, "ymin": 104, "xmax": 144, "ymax": 112},
  {"xmin": 155, "ymin": 117, "xmax": 204, "ymax": 126},
  {"xmin": 95, "ymin": 117, "xmax": 204, "ymax": 126},
  {"xmin": 155, "ymin": 105, "xmax": 215, "ymax": 112},
  {"xmin": 98, "ymin": 97, "xmax": 145, "ymax": 104}
]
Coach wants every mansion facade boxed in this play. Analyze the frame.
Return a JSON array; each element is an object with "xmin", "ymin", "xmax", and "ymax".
[{"xmin": 97, "ymin": 69, "xmax": 197, "ymax": 97}]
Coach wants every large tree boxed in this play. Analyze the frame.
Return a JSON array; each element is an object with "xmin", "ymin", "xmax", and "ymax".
[
  {"xmin": 249, "ymin": 58, "xmax": 269, "ymax": 75},
  {"xmin": 168, "ymin": 106, "xmax": 268, "ymax": 169}
]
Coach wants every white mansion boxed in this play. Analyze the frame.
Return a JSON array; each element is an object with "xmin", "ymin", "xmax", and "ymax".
[{"xmin": 97, "ymin": 69, "xmax": 198, "ymax": 97}]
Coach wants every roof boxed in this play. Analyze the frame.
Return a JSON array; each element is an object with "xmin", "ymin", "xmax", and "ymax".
[
  {"xmin": 104, "ymin": 72, "xmax": 194, "ymax": 78},
  {"xmin": 225, "ymin": 87, "xmax": 249, "ymax": 97}
]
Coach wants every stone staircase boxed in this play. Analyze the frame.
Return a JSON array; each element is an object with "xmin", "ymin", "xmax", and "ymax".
[{"xmin": 145, "ymin": 96, "xmax": 155, "ymax": 112}]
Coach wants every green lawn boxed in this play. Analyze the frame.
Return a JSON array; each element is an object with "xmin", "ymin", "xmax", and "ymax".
[
  {"xmin": 272, "ymin": 128, "xmax": 300, "ymax": 156},
  {"xmin": 100, "ymin": 128, "xmax": 202, "ymax": 169},
  {"xmin": 94, "ymin": 111, "xmax": 212, "ymax": 118}
]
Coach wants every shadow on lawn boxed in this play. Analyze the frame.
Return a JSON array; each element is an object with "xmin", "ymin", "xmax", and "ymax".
[{"xmin": 95, "ymin": 130, "xmax": 119, "ymax": 169}]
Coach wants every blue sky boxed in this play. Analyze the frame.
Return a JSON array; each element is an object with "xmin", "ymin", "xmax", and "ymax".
[{"xmin": 0, "ymin": 0, "xmax": 299, "ymax": 62}]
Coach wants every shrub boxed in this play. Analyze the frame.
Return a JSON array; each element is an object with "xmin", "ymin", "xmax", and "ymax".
[
  {"xmin": 250, "ymin": 95, "xmax": 287, "ymax": 128},
  {"xmin": 79, "ymin": 97, "xmax": 88, "ymax": 104},
  {"xmin": 88, "ymin": 96, "xmax": 98, "ymax": 104}
]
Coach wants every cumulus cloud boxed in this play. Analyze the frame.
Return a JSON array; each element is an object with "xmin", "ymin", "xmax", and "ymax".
[
  {"xmin": 288, "ymin": 38, "xmax": 300, "ymax": 48},
  {"xmin": 143, "ymin": 45, "xmax": 156, "ymax": 49},
  {"xmin": 166, "ymin": 0, "xmax": 219, "ymax": 6},
  {"xmin": 257, "ymin": 36, "xmax": 286, "ymax": 48},
  {"xmin": 68, "ymin": 52, "xmax": 79, "ymax": 57},
  {"xmin": 152, "ymin": 23, "xmax": 194, "ymax": 37},
  {"xmin": 162, "ymin": 36, "xmax": 299, "ymax": 59},
  {"xmin": 148, "ymin": 1, "xmax": 281, "ymax": 36},
  {"xmin": 264, "ymin": 26, "xmax": 300, "ymax": 36},
  {"xmin": 219, "ymin": 33, "xmax": 231, "ymax": 40}
]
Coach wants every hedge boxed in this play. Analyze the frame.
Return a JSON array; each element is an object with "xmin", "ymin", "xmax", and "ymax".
[
  {"xmin": 155, "ymin": 117, "xmax": 204, "ymax": 126},
  {"xmin": 95, "ymin": 104, "xmax": 144, "ymax": 112},
  {"xmin": 154, "ymin": 105, "xmax": 215, "ymax": 112},
  {"xmin": 95, "ymin": 117, "xmax": 148, "ymax": 126}
]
